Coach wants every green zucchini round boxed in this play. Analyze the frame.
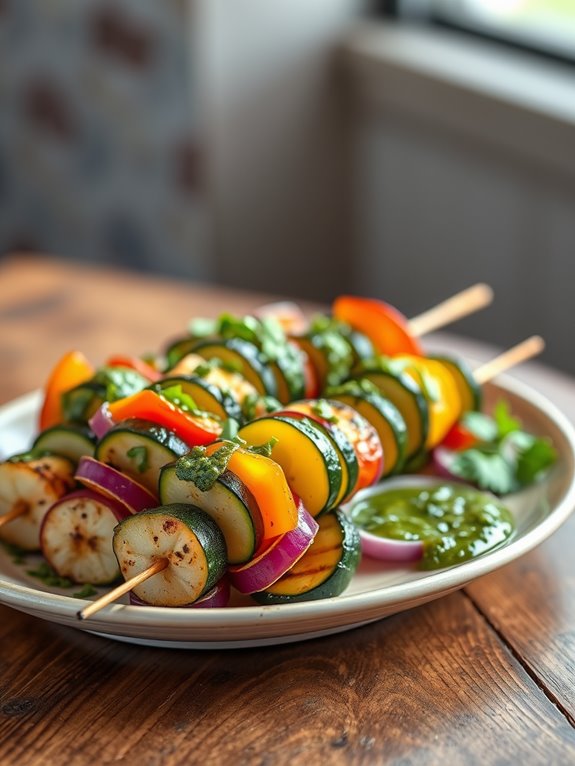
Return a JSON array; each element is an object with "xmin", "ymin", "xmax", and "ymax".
[
  {"xmin": 238, "ymin": 414, "xmax": 342, "ymax": 517},
  {"xmin": 164, "ymin": 336, "xmax": 199, "ymax": 369},
  {"xmin": 113, "ymin": 503, "xmax": 227, "ymax": 606},
  {"xmin": 33, "ymin": 424, "xmax": 96, "ymax": 464},
  {"xmin": 326, "ymin": 382, "xmax": 408, "ymax": 477},
  {"xmin": 159, "ymin": 464, "xmax": 262, "ymax": 565},
  {"xmin": 252, "ymin": 509, "xmax": 360, "ymax": 604},
  {"xmin": 350, "ymin": 368, "xmax": 429, "ymax": 460},
  {"xmin": 191, "ymin": 338, "xmax": 278, "ymax": 397},
  {"xmin": 153, "ymin": 376, "xmax": 243, "ymax": 423}
]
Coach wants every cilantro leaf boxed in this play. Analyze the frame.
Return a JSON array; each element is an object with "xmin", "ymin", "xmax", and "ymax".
[
  {"xmin": 461, "ymin": 411, "xmax": 499, "ymax": 442},
  {"xmin": 516, "ymin": 438, "xmax": 557, "ymax": 485},
  {"xmin": 494, "ymin": 400, "xmax": 521, "ymax": 438},
  {"xmin": 450, "ymin": 449, "xmax": 518, "ymax": 495},
  {"xmin": 96, "ymin": 367, "xmax": 149, "ymax": 403},
  {"xmin": 446, "ymin": 399, "xmax": 557, "ymax": 495}
]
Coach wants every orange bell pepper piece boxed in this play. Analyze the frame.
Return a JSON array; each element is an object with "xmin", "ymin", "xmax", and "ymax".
[
  {"xmin": 39, "ymin": 351, "xmax": 95, "ymax": 430},
  {"xmin": 396, "ymin": 356, "xmax": 462, "ymax": 449},
  {"xmin": 333, "ymin": 295, "xmax": 422, "ymax": 357},
  {"xmin": 206, "ymin": 443, "xmax": 298, "ymax": 541}
]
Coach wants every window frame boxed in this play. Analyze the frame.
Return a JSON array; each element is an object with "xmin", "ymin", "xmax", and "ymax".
[{"xmin": 380, "ymin": 0, "xmax": 575, "ymax": 67}]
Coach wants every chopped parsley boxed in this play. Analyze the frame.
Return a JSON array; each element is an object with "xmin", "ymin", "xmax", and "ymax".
[
  {"xmin": 73, "ymin": 584, "xmax": 98, "ymax": 599},
  {"xmin": 241, "ymin": 393, "xmax": 281, "ymax": 421},
  {"xmin": 1, "ymin": 541, "xmax": 28, "ymax": 564},
  {"xmin": 26, "ymin": 562, "xmax": 74, "ymax": 589},
  {"xmin": 127, "ymin": 445, "xmax": 149, "ymax": 473},
  {"xmin": 157, "ymin": 384, "xmax": 198, "ymax": 414},
  {"xmin": 311, "ymin": 400, "xmax": 339, "ymax": 424},
  {"xmin": 96, "ymin": 367, "xmax": 150, "ymax": 403}
]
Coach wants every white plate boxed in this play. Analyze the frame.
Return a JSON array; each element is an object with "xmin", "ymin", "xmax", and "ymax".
[{"xmin": 0, "ymin": 381, "xmax": 574, "ymax": 649}]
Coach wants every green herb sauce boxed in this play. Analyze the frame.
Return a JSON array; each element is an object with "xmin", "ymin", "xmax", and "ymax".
[{"xmin": 350, "ymin": 483, "xmax": 515, "ymax": 569}]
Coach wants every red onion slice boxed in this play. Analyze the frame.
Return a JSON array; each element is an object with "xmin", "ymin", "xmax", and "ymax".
[
  {"xmin": 89, "ymin": 404, "xmax": 115, "ymax": 439},
  {"xmin": 46, "ymin": 488, "xmax": 134, "ymax": 525},
  {"xmin": 129, "ymin": 576, "xmax": 231, "ymax": 608},
  {"xmin": 75, "ymin": 456, "xmax": 157, "ymax": 514},
  {"xmin": 228, "ymin": 498, "xmax": 319, "ymax": 594},
  {"xmin": 432, "ymin": 446, "xmax": 471, "ymax": 484},
  {"xmin": 358, "ymin": 528, "xmax": 424, "ymax": 563}
]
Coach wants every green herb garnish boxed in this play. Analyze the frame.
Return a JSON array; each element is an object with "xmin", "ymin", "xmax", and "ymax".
[
  {"xmin": 73, "ymin": 584, "xmax": 98, "ymax": 599},
  {"xmin": 7, "ymin": 449, "xmax": 53, "ymax": 464},
  {"xmin": 96, "ymin": 367, "xmax": 150, "ymax": 403},
  {"xmin": 220, "ymin": 418, "xmax": 240, "ymax": 441},
  {"xmin": 26, "ymin": 562, "xmax": 74, "ymax": 589},
  {"xmin": 1, "ymin": 541, "xmax": 29, "ymax": 564},
  {"xmin": 311, "ymin": 400, "xmax": 339, "ymax": 424},
  {"xmin": 127, "ymin": 445, "xmax": 149, "ymax": 473},
  {"xmin": 188, "ymin": 317, "xmax": 218, "ymax": 338},
  {"xmin": 241, "ymin": 393, "xmax": 281, "ymax": 421},
  {"xmin": 175, "ymin": 442, "xmax": 239, "ymax": 491},
  {"xmin": 247, "ymin": 437, "xmax": 278, "ymax": 458},
  {"xmin": 158, "ymin": 384, "xmax": 198, "ymax": 414},
  {"xmin": 449, "ymin": 401, "xmax": 557, "ymax": 494}
]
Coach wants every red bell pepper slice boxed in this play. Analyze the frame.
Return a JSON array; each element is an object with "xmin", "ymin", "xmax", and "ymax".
[
  {"xmin": 39, "ymin": 350, "xmax": 95, "ymax": 430},
  {"xmin": 108, "ymin": 390, "xmax": 222, "ymax": 447},
  {"xmin": 332, "ymin": 295, "xmax": 422, "ymax": 357},
  {"xmin": 441, "ymin": 422, "xmax": 479, "ymax": 451}
]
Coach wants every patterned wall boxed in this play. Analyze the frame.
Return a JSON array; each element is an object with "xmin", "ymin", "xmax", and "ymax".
[{"xmin": 0, "ymin": 0, "xmax": 210, "ymax": 278}]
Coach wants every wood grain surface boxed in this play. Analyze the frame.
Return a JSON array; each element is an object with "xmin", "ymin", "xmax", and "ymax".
[{"xmin": 0, "ymin": 254, "xmax": 574, "ymax": 765}]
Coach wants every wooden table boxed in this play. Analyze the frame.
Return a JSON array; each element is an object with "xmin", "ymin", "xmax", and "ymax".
[{"xmin": 0, "ymin": 255, "xmax": 574, "ymax": 765}]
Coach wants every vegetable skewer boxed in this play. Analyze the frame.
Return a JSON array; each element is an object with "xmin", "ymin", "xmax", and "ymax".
[
  {"xmin": 0, "ymin": 282, "xmax": 555, "ymax": 619},
  {"xmin": 0, "ymin": 501, "xmax": 28, "ymax": 528},
  {"xmin": 73, "ymin": 336, "xmax": 548, "ymax": 618}
]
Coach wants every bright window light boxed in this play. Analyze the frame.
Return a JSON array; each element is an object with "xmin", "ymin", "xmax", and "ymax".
[{"xmin": 411, "ymin": 0, "xmax": 575, "ymax": 60}]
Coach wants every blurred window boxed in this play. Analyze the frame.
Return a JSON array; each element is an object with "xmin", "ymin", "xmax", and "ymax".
[{"xmin": 388, "ymin": 1, "xmax": 575, "ymax": 63}]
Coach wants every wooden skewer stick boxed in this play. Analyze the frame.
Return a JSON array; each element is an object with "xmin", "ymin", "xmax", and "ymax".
[
  {"xmin": 0, "ymin": 501, "xmax": 28, "ymax": 529},
  {"xmin": 408, "ymin": 283, "xmax": 494, "ymax": 338},
  {"xmin": 474, "ymin": 335, "xmax": 545, "ymax": 385},
  {"xmin": 77, "ymin": 558, "xmax": 169, "ymax": 621}
]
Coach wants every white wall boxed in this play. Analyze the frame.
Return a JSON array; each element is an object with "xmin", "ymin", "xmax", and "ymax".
[
  {"xmin": 346, "ymin": 23, "xmax": 575, "ymax": 375},
  {"xmin": 200, "ymin": 0, "xmax": 369, "ymax": 301}
]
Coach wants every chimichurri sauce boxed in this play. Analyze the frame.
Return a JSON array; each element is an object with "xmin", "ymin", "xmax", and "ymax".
[{"xmin": 350, "ymin": 484, "xmax": 515, "ymax": 569}]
